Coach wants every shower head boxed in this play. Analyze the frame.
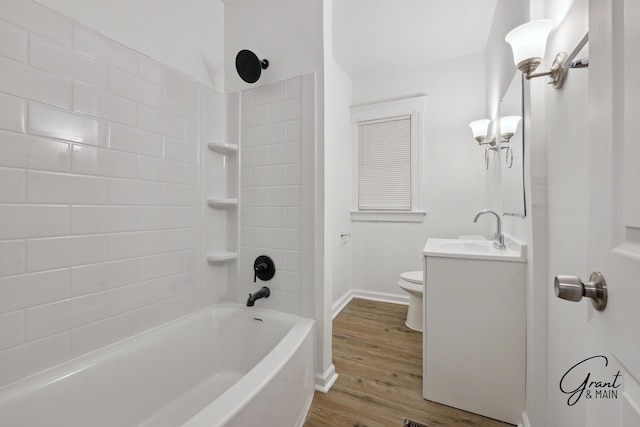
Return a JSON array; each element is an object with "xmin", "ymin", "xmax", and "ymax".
[{"xmin": 235, "ymin": 50, "xmax": 269, "ymax": 84}]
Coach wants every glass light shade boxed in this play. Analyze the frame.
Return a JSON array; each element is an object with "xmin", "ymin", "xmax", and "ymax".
[
  {"xmin": 505, "ymin": 19, "xmax": 554, "ymax": 66},
  {"xmin": 500, "ymin": 116, "xmax": 522, "ymax": 137},
  {"xmin": 469, "ymin": 119, "xmax": 490, "ymax": 139}
]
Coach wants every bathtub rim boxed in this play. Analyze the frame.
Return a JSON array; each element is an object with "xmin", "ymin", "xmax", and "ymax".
[
  {"xmin": 0, "ymin": 301, "xmax": 315, "ymax": 409},
  {"xmin": 182, "ymin": 308, "xmax": 315, "ymax": 426}
]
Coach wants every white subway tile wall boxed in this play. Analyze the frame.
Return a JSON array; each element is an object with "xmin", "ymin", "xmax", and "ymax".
[
  {"xmin": 240, "ymin": 77, "xmax": 303, "ymax": 315},
  {"xmin": 0, "ymin": 2, "xmax": 215, "ymax": 388}
]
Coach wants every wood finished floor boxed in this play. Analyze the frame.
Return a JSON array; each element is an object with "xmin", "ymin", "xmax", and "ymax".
[{"xmin": 303, "ymin": 298, "xmax": 513, "ymax": 427}]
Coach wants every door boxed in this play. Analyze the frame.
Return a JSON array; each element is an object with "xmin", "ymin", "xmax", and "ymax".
[{"xmin": 582, "ymin": 0, "xmax": 640, "ymax": 424}]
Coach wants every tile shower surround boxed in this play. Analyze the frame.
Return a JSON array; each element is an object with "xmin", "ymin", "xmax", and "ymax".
[
  {"xmin": 240, "ymin": 78, "xmax": 303, "ymax": 315},
  {"xmin": 0, "ymin": 3, "xmax": 215, "ymax": 388}
]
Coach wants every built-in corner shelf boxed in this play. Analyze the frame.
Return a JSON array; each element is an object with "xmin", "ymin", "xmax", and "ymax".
[
  {"xmin": 207, "ymin": 198, "xmax": 237, "ymax": 209},
  {"xmin": 207, "ymin": 142, "xmax": 238, "ymax": 155},
  {"xmin": 206, "ymin": 251, "xmax": 238, "ymax": 263}
]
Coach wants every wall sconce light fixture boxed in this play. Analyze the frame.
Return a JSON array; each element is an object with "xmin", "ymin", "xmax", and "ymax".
[
  {"xmin": 499, "ymin": 116, "xmax": 521, "ymax": 169},
  {"xmin": 500, "ymin": 116, "xmax": 521, "ymax": 143},
  {"xmin": 505, "ymin": 20, "xmax": 588, "ymax": 89},
  {"xmin": 468, "ymin": 119, "xmax": 495, "ymax": 146},
  {"xmin": 475, "ymin": 116, "xmax": 522, "ymax": 170}
]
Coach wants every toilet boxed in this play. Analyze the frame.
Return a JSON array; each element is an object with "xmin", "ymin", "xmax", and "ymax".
[{"xmin": 398, "ymin": 270, "xmax": 424, "ymax": 331}]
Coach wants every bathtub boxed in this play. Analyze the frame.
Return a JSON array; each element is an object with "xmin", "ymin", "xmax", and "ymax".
[{"xmin": 0, "ymin": 302, "xmax": 316, "ymax": 427}]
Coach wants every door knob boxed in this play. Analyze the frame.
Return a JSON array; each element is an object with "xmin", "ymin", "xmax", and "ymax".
[{"xmin": 554, "ymin": 272, "xmax": 607, "ymax": 311}]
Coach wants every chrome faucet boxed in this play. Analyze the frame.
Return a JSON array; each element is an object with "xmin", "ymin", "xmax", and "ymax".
[{"xmin": 473, "ymin": 210, "xmax": 506, "ymax": 250}]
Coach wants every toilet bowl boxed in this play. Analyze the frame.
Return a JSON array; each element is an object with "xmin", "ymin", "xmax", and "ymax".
[{"xmin": 398, "ymin": 270, "xmax": 424, "ymax": 331}]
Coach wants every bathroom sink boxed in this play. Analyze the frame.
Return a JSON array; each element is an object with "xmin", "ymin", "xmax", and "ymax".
[
  {"xmin": 435, "ymin": 241, "xmax": 494, "ymax": 253},
  {"xmin": 423, "ymin": 238, "xmax": 526, "ymax": 262}
]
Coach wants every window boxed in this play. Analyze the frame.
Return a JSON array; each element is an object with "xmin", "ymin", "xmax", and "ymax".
[
  {"xmin": 358, "ymin": 116, "xmax": 412, "ymax": 210},
  {"xmin": 351, "ymin": 96, "xmax": 426, "ymax": 222}
]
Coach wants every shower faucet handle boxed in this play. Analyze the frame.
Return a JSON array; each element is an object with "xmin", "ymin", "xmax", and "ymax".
[
  {"xmin": 253, "ymin": 255, "xmax": 275, "ymax": 283},
  {"xmin": 254, "ymin": 262, "xmax": 267, "ymax": 282}
]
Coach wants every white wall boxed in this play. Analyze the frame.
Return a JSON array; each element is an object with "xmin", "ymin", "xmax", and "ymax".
[
  {"xmin": 0, "ymin": 0, "xmax": 225, "ymax": 387},
  {"xmin": 484, "ymin": 0, "xmax": 530, "ymax": 241},
  {"xmin": 324, "ymin": 4, "xmax": 354, "ymax": 308},
  {"xmin": 485, "ymin": 1, "xmax": 529, "ymax": 127},
  {"xmin": 239, "ymin": 76, "xmax": 307, "ymax": 314},
  {"xmin": 237, "ymin": 74, "xmax": 333, "ymax": 388},
  {"xmin": 483, "ymin": 2, "xmax": 549, "ymax": 426},
  {"xmin": 348, "ymin": 53, "xmax": 490, "ymax": 297},
  {"xmin": 34, "ymin": 0, "xmax": 225, "ymax": 91},
  {"xmin": 521, "ymin": 78, "xmax": 552, "ymax": 427},
  {"xmin": 484, "ymin": 0, "xmax": 589, "ymax": 425},
  {"xmin": 226, "ymin": 0, "xmax": 332, "ymax": 389},
  {"xmin": 324, "ymin": 59, "xmax": 353, "ymax": 306},
  {"xmin": 541, "ymin": 1, "xmax": 589, "ymax": 425}
]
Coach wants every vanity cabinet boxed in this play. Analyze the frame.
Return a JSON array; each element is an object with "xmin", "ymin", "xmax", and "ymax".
[{"xmin": 422, "ymin": 241, "xmax": 526, "ymax": 425}]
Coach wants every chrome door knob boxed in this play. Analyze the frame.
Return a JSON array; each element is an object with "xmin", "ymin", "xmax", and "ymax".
[
  {"xmin": 554, "ymin": 272, "xmax": 608, "ymax": 311},
  {"xmin": 554, "ymin": 275, "xmax": 584, "ymax": 301}
]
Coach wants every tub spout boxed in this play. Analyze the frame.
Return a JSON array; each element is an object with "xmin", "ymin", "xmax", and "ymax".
[{"xmin": 247, "ymin": 287, "xmax": 270, "ymax": 307}]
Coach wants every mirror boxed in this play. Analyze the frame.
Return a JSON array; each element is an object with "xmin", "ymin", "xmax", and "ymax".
[{"xmin": 499, "ymin": 72, "xmax": 525, "ymax": 217}]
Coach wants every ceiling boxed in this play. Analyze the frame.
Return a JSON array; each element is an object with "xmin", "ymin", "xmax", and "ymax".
[{"xmin": 332, "ymin": 0, "xmax": 498, "ymax": 79}]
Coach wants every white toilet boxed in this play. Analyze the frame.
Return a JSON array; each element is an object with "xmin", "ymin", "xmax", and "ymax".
[{"xmin": 397, "ymin": 270, "xmax": 424, "ymax": 331}]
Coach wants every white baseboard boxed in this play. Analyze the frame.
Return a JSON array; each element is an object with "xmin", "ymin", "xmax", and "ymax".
[
  {"xmin": 331, "ymin": 291, "xmax": 353, "ymax": 319},
  {"xmin": 315, "ymin": 364, "xmax": 338, "ymax": 393},
  {"xmin": 520, "ymin": 411, "xmax": 530, "ymax": 427},
  {"xmin": 332, "ymin": 289, "xmax": 409, "ymax": 318}
]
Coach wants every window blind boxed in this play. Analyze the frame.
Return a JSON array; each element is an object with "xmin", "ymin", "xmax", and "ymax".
[{"xmin": 358, "ymin": 116, "xmax": 411, "ymax": 211}]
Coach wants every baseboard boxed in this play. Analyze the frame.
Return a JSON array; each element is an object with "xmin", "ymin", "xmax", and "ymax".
[
  {"xmin": 315, "ymin": 364, "xmax": 338, "ymax": 393},
  {"xmin": 520, "ymin": 411, "xmax": 530, "ymax": 427},
  {"xmin": 331, "ymin": 291, "xmax": 353, "ymax": 319},
  {"xmin": 332, "ymin": 289, "xmax": 409, "ymax": 319},
  {"xmin": 352, "ymin": 289, "xmax": 409, "ymax": 305}
]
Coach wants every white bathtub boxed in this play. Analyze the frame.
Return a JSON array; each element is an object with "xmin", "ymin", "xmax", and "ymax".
[{"xmin": 0, "ymin": 302, "xmax": 316, "ymax": 427}]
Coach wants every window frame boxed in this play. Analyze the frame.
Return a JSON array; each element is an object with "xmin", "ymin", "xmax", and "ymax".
[{"xmin": 350, "ymin": 95, "xmax": 426, "ymax": 223}]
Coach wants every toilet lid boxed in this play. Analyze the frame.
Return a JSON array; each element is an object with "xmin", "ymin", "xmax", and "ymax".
[{"xmin": 400, "ymin": 270, "xmax": 423, "ymax": 284}]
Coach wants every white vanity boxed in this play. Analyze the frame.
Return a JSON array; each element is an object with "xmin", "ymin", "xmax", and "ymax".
[{"xmin": 422, "ymin": 237, "xmax": 526, "ymax": 425}]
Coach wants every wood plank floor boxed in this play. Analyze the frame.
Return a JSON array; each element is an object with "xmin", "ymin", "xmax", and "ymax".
[{"xmin": 303, "ymin": 298, "xmax": 514, "ymax": 427}]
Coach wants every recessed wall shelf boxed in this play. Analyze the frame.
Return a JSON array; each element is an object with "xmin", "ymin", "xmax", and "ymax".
[
  {"xmin": 206, "ymin": 251, "xmax": 238, "ymax": 263},
  {"xmin": 207, "ymin": 198, "xmax": 238, "ymax": 209},
  {"xmin": 207, "ymin": 142, "xmax": 238, "ymax": 155}
]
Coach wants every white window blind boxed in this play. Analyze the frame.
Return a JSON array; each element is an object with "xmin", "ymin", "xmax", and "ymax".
[{"xmin": 358, "ymin": 115, "xmax": 411, "ymax": 211}]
